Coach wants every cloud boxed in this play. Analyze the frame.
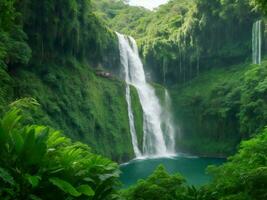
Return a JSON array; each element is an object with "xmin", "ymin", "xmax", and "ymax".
[{"xmin": 128, "ymin": 0, "xmax": 169, "ymax": 10}]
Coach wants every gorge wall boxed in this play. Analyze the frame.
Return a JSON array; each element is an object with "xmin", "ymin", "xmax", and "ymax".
[{"xmin": 0, "ymin": 0, "xmax": 144, "ymax": 162}]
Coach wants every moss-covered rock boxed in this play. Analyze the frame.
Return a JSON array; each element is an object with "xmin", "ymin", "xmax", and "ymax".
[{"xmin": 130, "ymin": 86, "xmax": 143, "ymax": 150}]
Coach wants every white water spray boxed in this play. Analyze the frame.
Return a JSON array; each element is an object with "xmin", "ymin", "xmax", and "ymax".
[
  {"xmin": 163, "ymin": 90, "xmax": 176, "ymax": 154},
  {"xmin": 117, "ymin": 32, "xmax": 176, "ymax": 157},
  {"xmin": 252, "ymin": 20, "xmax": 262, "ymax": 65}
]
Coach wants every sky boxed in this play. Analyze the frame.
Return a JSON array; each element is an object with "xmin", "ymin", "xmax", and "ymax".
[{"xmin": 128, "ymin": 0, "xmax": 169, "ymax": 10}]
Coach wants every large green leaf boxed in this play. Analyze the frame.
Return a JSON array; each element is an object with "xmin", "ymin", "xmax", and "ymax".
[
  {"xmin": 0, "ymin": 109, "xmax": 21, "ymax": 153},
  {"xmin": 19, "ymin": 127, "xmax": 48, "ymax": 166},
  {"xmin": 46, "ymin": 130, "xmax": 69, "ymax": 148},
  {"xmin": 25, "ymin": 174, "xmax": 41, "ymax": 188},
  {"xmin": 2, "ymin": 109, "xmax": 21, "ymax": 133},
  {"xmin": 0, "ymin": 167, "xmax": 15, "ymax": 186},
  {"xmin": 49, "ymin": 177, "xmax": 81, "ymax": 197},
  {"xmin": 11, "ymin": 129, "xmax": 24, "ymax": 154},
  {"xmin": 77, "ymin": 184, "xmax": 95, "ymax": 197}
]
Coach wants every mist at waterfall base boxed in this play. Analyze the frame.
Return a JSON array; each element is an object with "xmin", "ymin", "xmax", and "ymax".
[{"xmin": 120, "ymin": 156, "xmax": 225, "ymax": 188}]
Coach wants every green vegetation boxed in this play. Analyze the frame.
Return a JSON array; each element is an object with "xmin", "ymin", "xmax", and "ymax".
[
  {"xmin": 0, "ymin": 0, "xmax": 264, "ymax": 162},
  {"xmin": 206, "ymin": 127, "xmax": 267, "ymax": 199},
  {"xmin": 91, "ymin": 0, "xmax": 267, "ymax": 158},
  {"xmin": 251, "ymin": 0, "xmax": 267, "ymax": 14},
  {"xmin": 1, "ymin": 0, "xmax": 267, "ymax": 199},
  {"xmin": 0, "ymin": 105, "xmax": 119, "ymax": 200},
  {"xmin": 130, "ymin": 86, "xmax": 143, "ymax": 150},
  {"xmin": 1, "ymin": 103, "xmax": 267, "ymax": 200},
  {"xmin": 0, "ymin": 0, "xmax": 143, "ymax": 162},
  {"xmin": 171, "ymin": 60, "xmax": 267, "ymax": 156},
  {"xmin": 92, "ymin": 0, "xmax": 150, "ymax": 34},
  {"xmin": 3, "ymin": 60, "xmax": 145, "ymax": 162},
  {"xmin": 16, "ymin": 0, "xmax": 117, "ymax": 64},
  {"xmin": 95, "ymin": 0, "xmax": 259, "ymax": 85},
  {"xmin": 122, "ymin": 165, "xmax": 187, "ymax": 200},
  {"xmin": 0, "ymin": 0, "xmax": 31, "ymax": 69}
]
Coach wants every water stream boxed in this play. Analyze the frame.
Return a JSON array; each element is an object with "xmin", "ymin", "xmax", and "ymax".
[
  {"xmin": 117, "ymin": 33, "xmax": 176, "ymax": 158},
  {"xmin": 252, "ymin": 20, "xmax": 262, "ymax": 65}
]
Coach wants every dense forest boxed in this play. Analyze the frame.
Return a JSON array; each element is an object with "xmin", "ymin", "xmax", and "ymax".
[{"xmin": 1, "ymin": 0, "xmax": 267, "ymax": 199}]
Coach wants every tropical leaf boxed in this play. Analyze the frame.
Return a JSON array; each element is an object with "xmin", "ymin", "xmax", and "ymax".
[
  {"xmin": 19, "ymin": 127, "xmax": 48, "ymax": 166},
  {"xmin": 11, "ymin": 129, "xmax": 24, "ymax": 154},
  {"xmin": 49, "ymin": 177, "xmax": 81, "ymax": 197},
  {"xmin": 0, "ymin": 109, "xmax": 21, "ymax": 153},
  {"xmin": 25, "ymin": 174, "xmax": 41, "ymax": 188},
  {"xmin": 46, "ymin": 130, "xmax": 69, "ymax": 148},
  {"xmin": 1, "ymin": 109, "xmax": 21, "ymax": 133},
  {"xmin": 9, "ymin": 98, "xmax": 40, "ymax": 110},
  {"xmin": 0, "ymin": 167, "xmax": 15, "ymax": 186},
  {"xmin": 99, "ymin": 173, "xmax": 119, "ymax": 182},
  {"xmin": 0, "ymin": 105, "xmax": 119, "ymax": 199},
  {"xmin": 77, "ymin": 184, "xmax": 95, "ymax": 197}
]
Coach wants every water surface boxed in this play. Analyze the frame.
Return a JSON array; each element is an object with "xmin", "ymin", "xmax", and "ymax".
[{"xmin": 120, "ymin": 155, "xmax": 225, "ymax": 188}]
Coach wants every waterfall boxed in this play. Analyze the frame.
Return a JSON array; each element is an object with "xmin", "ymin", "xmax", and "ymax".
[
  {"xmin": 252, "ymin": 20, "xmax": 262, "ymax": 65},
  {"xmin": 117, "ymin": 32, "xmax": 175, "ymax": 157},
  {"xmin": 163, "ymin": 90, "xmax": 176, "ymax": 154},
  {"xmin": 116, "ymin": 33, "xmax": 142, "ymax": 157}
]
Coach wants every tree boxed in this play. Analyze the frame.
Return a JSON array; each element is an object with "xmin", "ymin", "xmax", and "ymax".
[
  {"xmin": 251, "ymin": 0, "xmax": 267, "ymax": 14},
  {"xmin": 122, "ymin": 165, "xmax": 186, "ymax": 200},
  {"xmin": 0, "ymin": 0, "xmax": 31, "ymax": 68}
]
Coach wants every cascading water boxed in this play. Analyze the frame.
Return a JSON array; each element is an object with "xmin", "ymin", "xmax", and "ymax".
[
  {"xmin": 162, "ymin": 90, "xmax": 176, "ymax": 154},
  {"xmin": 117, "ymin": 33, "xmax": 142, "ymax": 157},
  {"xmin": 117, "ymin": 32, "xmax": 176, "ymax": 157},
  {"xmin": 252, "ymin": 20, "xmax": 262, "ymax": 65}
]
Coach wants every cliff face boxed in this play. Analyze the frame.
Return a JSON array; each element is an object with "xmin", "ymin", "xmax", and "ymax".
[
  {"xmin": 0, "ymin": 58, "xmax": 145, "ymax": 162},
  {"xmin": 0, "ymin": 0, "xmax": 146, "ymax": 162},
  {"xmin": 170, "ymin": 60, "xmax": 267, "ymax": 157}
]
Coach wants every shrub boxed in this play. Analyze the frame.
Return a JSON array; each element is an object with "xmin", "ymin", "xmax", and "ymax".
[{"xmin": 0, "ymin": 106, "xmax": 120, "ymax": 200}]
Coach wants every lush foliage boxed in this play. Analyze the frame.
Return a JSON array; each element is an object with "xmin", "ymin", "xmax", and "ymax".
[
  {"xmin": 96, "ymin": 0, "xmax": 258, "ymax": 85},
  {"xmin": 205, "ymin": 127, "xmax": 267, "ymax": 200},
  {"xmin": 171, "ymin": 60, "xmax": 267, "ymax": 156},
  {"xmin": 2, "ymin": 100, "xmax": 267, "ymax": 199},
  {"xmin": 251, "ymin": 0, "xmax": 267, "ymax": 14},
  {"xmin": 1, "ymin": 0, "xmax": 267, "ymax": 199},
  {"xmin": 15, "ymin": 0, "xmax": 117, "ymax": 64},
  {"xmin": 0, "ymin": 0, "xmax": 31, "ymax": 69},
  {"xmin": 92, "ymin": 0, "xmax": 150, "ymax": 38},
  {"xmin": 1, "ymin": 0, "xmax": 265, "ymax": 162},
  {"xmin": 122, "ymin": 165, "xmax": 187, "ymax": 200},
  {"xmin": 0, "ymin": 0, "xmax": 137, "ymax": 162},
  {"xmin": 10, "ymin": 61, "xmax": 144, "ymax": 162},
  {"xmin": 0, "ymin": 105, "xmax": 120, "ymax": 200}
]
